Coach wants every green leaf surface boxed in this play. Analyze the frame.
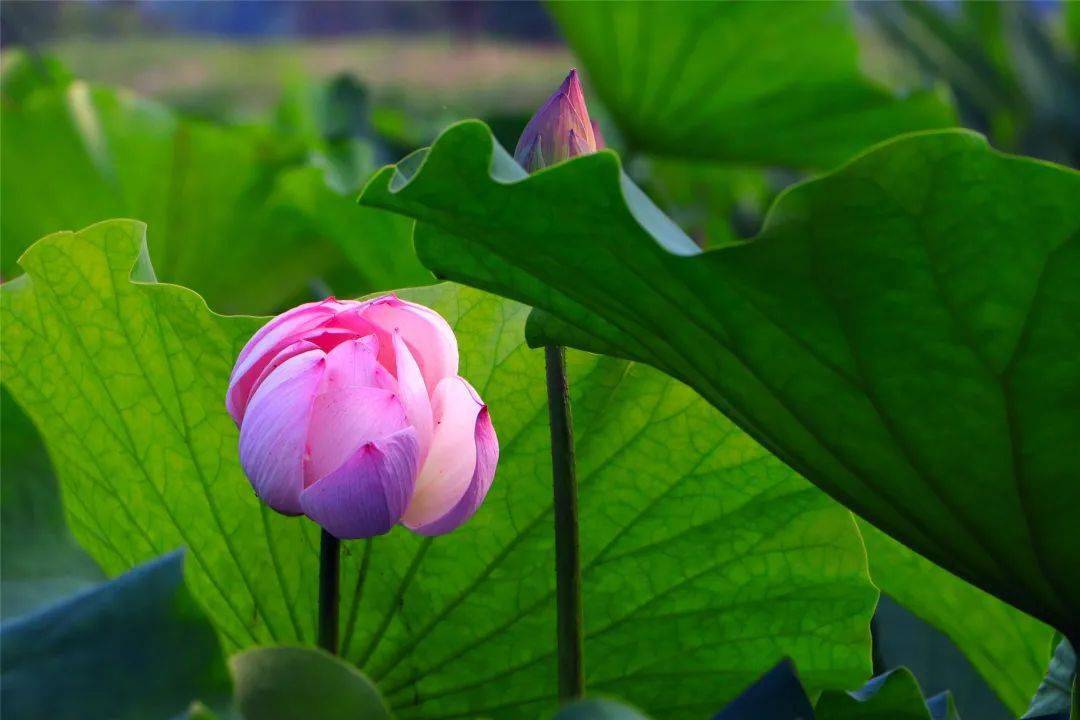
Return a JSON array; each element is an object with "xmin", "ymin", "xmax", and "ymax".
[
  {"xmin": 0, "ymin": 387, "xmax": 104, "ymax": 619},
  {"xmin": 230, "ymin": 647, "xmax": 388, "ymax": 720},
  {"xmin": 549, "ymin": 1, "xmax": 956, "ymax": 168},
  {"xmin": 1, "ymin": 219, "xmax": 876, "ymax": 718},
  {"xmin": 554, "ymin": 699, "xmax": 651, "ymax": 720},
  {"xmin": 858, "ymin": 518, "xmax": 1052, "ymax": 715},
  {"xmin": 816, "ymin": 668, "xmax": 936, "ymax": 720},
  {"xmin": 0, "ymin": 551, "xmax": 233, "ymax": 720},
  {"xmin": 358, "ymin": 121, "xmax": 1080, "ymax": 638},
  {"xmin": 0, "ymin": 53, "xmax": 428, "ymax": 313}
]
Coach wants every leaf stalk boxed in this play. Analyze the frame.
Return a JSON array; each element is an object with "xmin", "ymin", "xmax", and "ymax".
[
  {"xmin": 545, "ymin": 345, "xmax": 585, "ymax": 701},
  {"xmin": 318, "ymin": 528, "xmax": 341, "ymax": 654}
]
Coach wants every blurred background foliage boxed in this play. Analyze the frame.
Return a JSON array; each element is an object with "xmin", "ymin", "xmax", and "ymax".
[{"xmin": 1, "ymin": 2, "xmax": 1077, "ymax": 719}]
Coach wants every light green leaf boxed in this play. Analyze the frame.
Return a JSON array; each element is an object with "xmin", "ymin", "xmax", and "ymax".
[
  {"xmin": 816, "ymin": 668, "xmax": 936, "ymax": 720},
  {"xmin": 1, "ymin": 219, "xmax": 876, "ymax": 718},
  {"xmin": 859, "ymin": 519, "xmax": 1052, "ymax": 716},
  {"xmin": 230, "ymin": 647, "xmax": 388, "ymax": 720},
  {"xmin": 549, "ymin": 1, "xmax": 956, "ymax": 168},
  {"xmin": 0, "ymin": 551, "xmax": 233, "ymax": 720},
  {"xmin": 358, "ymin": 121, "xmax": 1080, "ymax": 639},
  {"xmin": 0, "ymin": 387, "xmax": 104, "ymax": 619},
  {"xmin": 0, "ymin": 53, "xmax": 428, "ymax": 313}
]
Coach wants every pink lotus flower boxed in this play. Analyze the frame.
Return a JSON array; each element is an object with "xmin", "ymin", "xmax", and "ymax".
[
  {"xmin": 514, "ymin": 69, "xmax": 602, "ymax": 172},
  {"xmin": 227, "ymin": 295, "xmax": 498, "ymax": 539}
]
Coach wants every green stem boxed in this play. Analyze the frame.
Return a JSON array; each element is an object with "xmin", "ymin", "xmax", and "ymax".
[
  {"xmin": 318, "ymin": 528, "xmax": 341, "ymax": 654},
  {"xmin": 544, "ymin": 345, "xmax": 585, "ymax": 701}
]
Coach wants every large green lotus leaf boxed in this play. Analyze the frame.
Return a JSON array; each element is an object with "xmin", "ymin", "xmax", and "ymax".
[
  {"xmin": 0, "ymin": 53, "xmax": 427, "ymax": 314},
  {"xmin": 858, "ymin": 519, "xmax": 1052, "ymax": 716},
  {"xmin": 549, "ymin": 1, "xmax": 956, "ymax": 168},
  {"xmin": 1, "ymin": 220, "xmax": 875, "ymax": 718},
  {"xmin": 358, "ymin": 121, "xmax": 1080, "ymax": 639},
  {"xmin": 0, "ymin": 551, "xmax": 233, "ymax": 720}
]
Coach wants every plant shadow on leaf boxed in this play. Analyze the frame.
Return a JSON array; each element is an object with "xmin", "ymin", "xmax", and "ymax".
[{"xmin": 1, "ymin": 219, "xmax": 876, "ymax": 719}]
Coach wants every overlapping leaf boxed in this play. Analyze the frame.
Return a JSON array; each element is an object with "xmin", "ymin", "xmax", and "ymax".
[
  {"xmin": 549, "ymin": 1, "xmax": 955, "ymax": 168},
  {"xmin": 0, "ymin": 53, "xmax": 427, "ymax": 313},
  {"xmin": 358, "ymin": 121, "xmax": 1080, "ymax": 640},
  {"xmin": 0, "ymin": 552, "xmax": 232, "ymax": 720},
  {"xmin": 230, "ymin": 647, "xmax": 388, "ymax": 720},
  {"xmin": 859, "ymin": 519, "xmax": 1052, "ymax": 715},
  {"xmin": 0, "ymin": 388, "xmax": 104, "ymax": 619},
  {"xmin": 1, "ymin": 220, "xmax": 876, "ymax": 718}
]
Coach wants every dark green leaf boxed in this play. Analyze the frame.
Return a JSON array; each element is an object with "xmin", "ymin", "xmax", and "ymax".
[
  {"xmin": 549, "ymin": 1, "xmax": 956, "ymax": 168},
  {"xmin": 0, "ymin": 551, "xmax": 233, "ymax": 720},
  {"xmin": 359, "ymin": 121, "xmax": 1080, "ymax": 638},
  {"xmin": 230, "ymin": 647, "xmax": 388, "ymax": 720},
  {"xmin": 816, "ymin": 668, "xmax": 938, "ymax": 720},
  {"xmin": 1, "ymin": 220, "xmax": 876, "ymax": 718}
]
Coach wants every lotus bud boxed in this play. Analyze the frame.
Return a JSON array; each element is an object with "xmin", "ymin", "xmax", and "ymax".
[
  {"xmin": 514, "ymin": 69, "xmax": 600, "ymax": 172},
  {"xmin": 227, "ymin": 295, "xmax": 498, "ymax": 539}
]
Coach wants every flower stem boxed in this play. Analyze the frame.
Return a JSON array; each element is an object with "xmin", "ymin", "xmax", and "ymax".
[
  {"xmin": 318, "ymin": 528, "xmax": 341, "ymax": 654},
  {"xmin": 544, "ymin": 345, "xmax": 585, "ymax": 701}
]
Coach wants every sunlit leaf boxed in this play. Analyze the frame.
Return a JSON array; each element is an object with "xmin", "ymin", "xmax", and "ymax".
[{"xmin": 0, "ymin": 219, "xmax": 876, "ymax": 718}]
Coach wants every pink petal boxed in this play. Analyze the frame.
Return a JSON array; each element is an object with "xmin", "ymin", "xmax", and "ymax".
[
  {"xmin": 354, "ymin": 295, "xmax": 459, "ymax": 392},
  {"xmin": 319, "ymin": 335, "xmax": 394, "ymax": 395},
  {"xmin": 227, "ymin": 299, "xmax": 358, "ymax": 424},
  {"xmin": 249, "ymin": 340, "xmax": 321, "ymax": 402},
  {"xmin": 239, "ymin": 350, "xmax": 326, "ymax": 515},
  {"xmin": 402, "ymin": 376, "xmax": 497, "ymax": 534},
  {"xmin": 305, "ymin": 387, "xmax": 409, "ymax": 487},
  {"xmin": 300, "ymin": 428, "xmax": 419, "ymax": 539},
  {"xmin": 392, "ymin": 332, "xmax": 434, "ymax": 462},
  {"xmin": 560, "ymin": 69, "xmax": 596, "ymax": 149}
]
